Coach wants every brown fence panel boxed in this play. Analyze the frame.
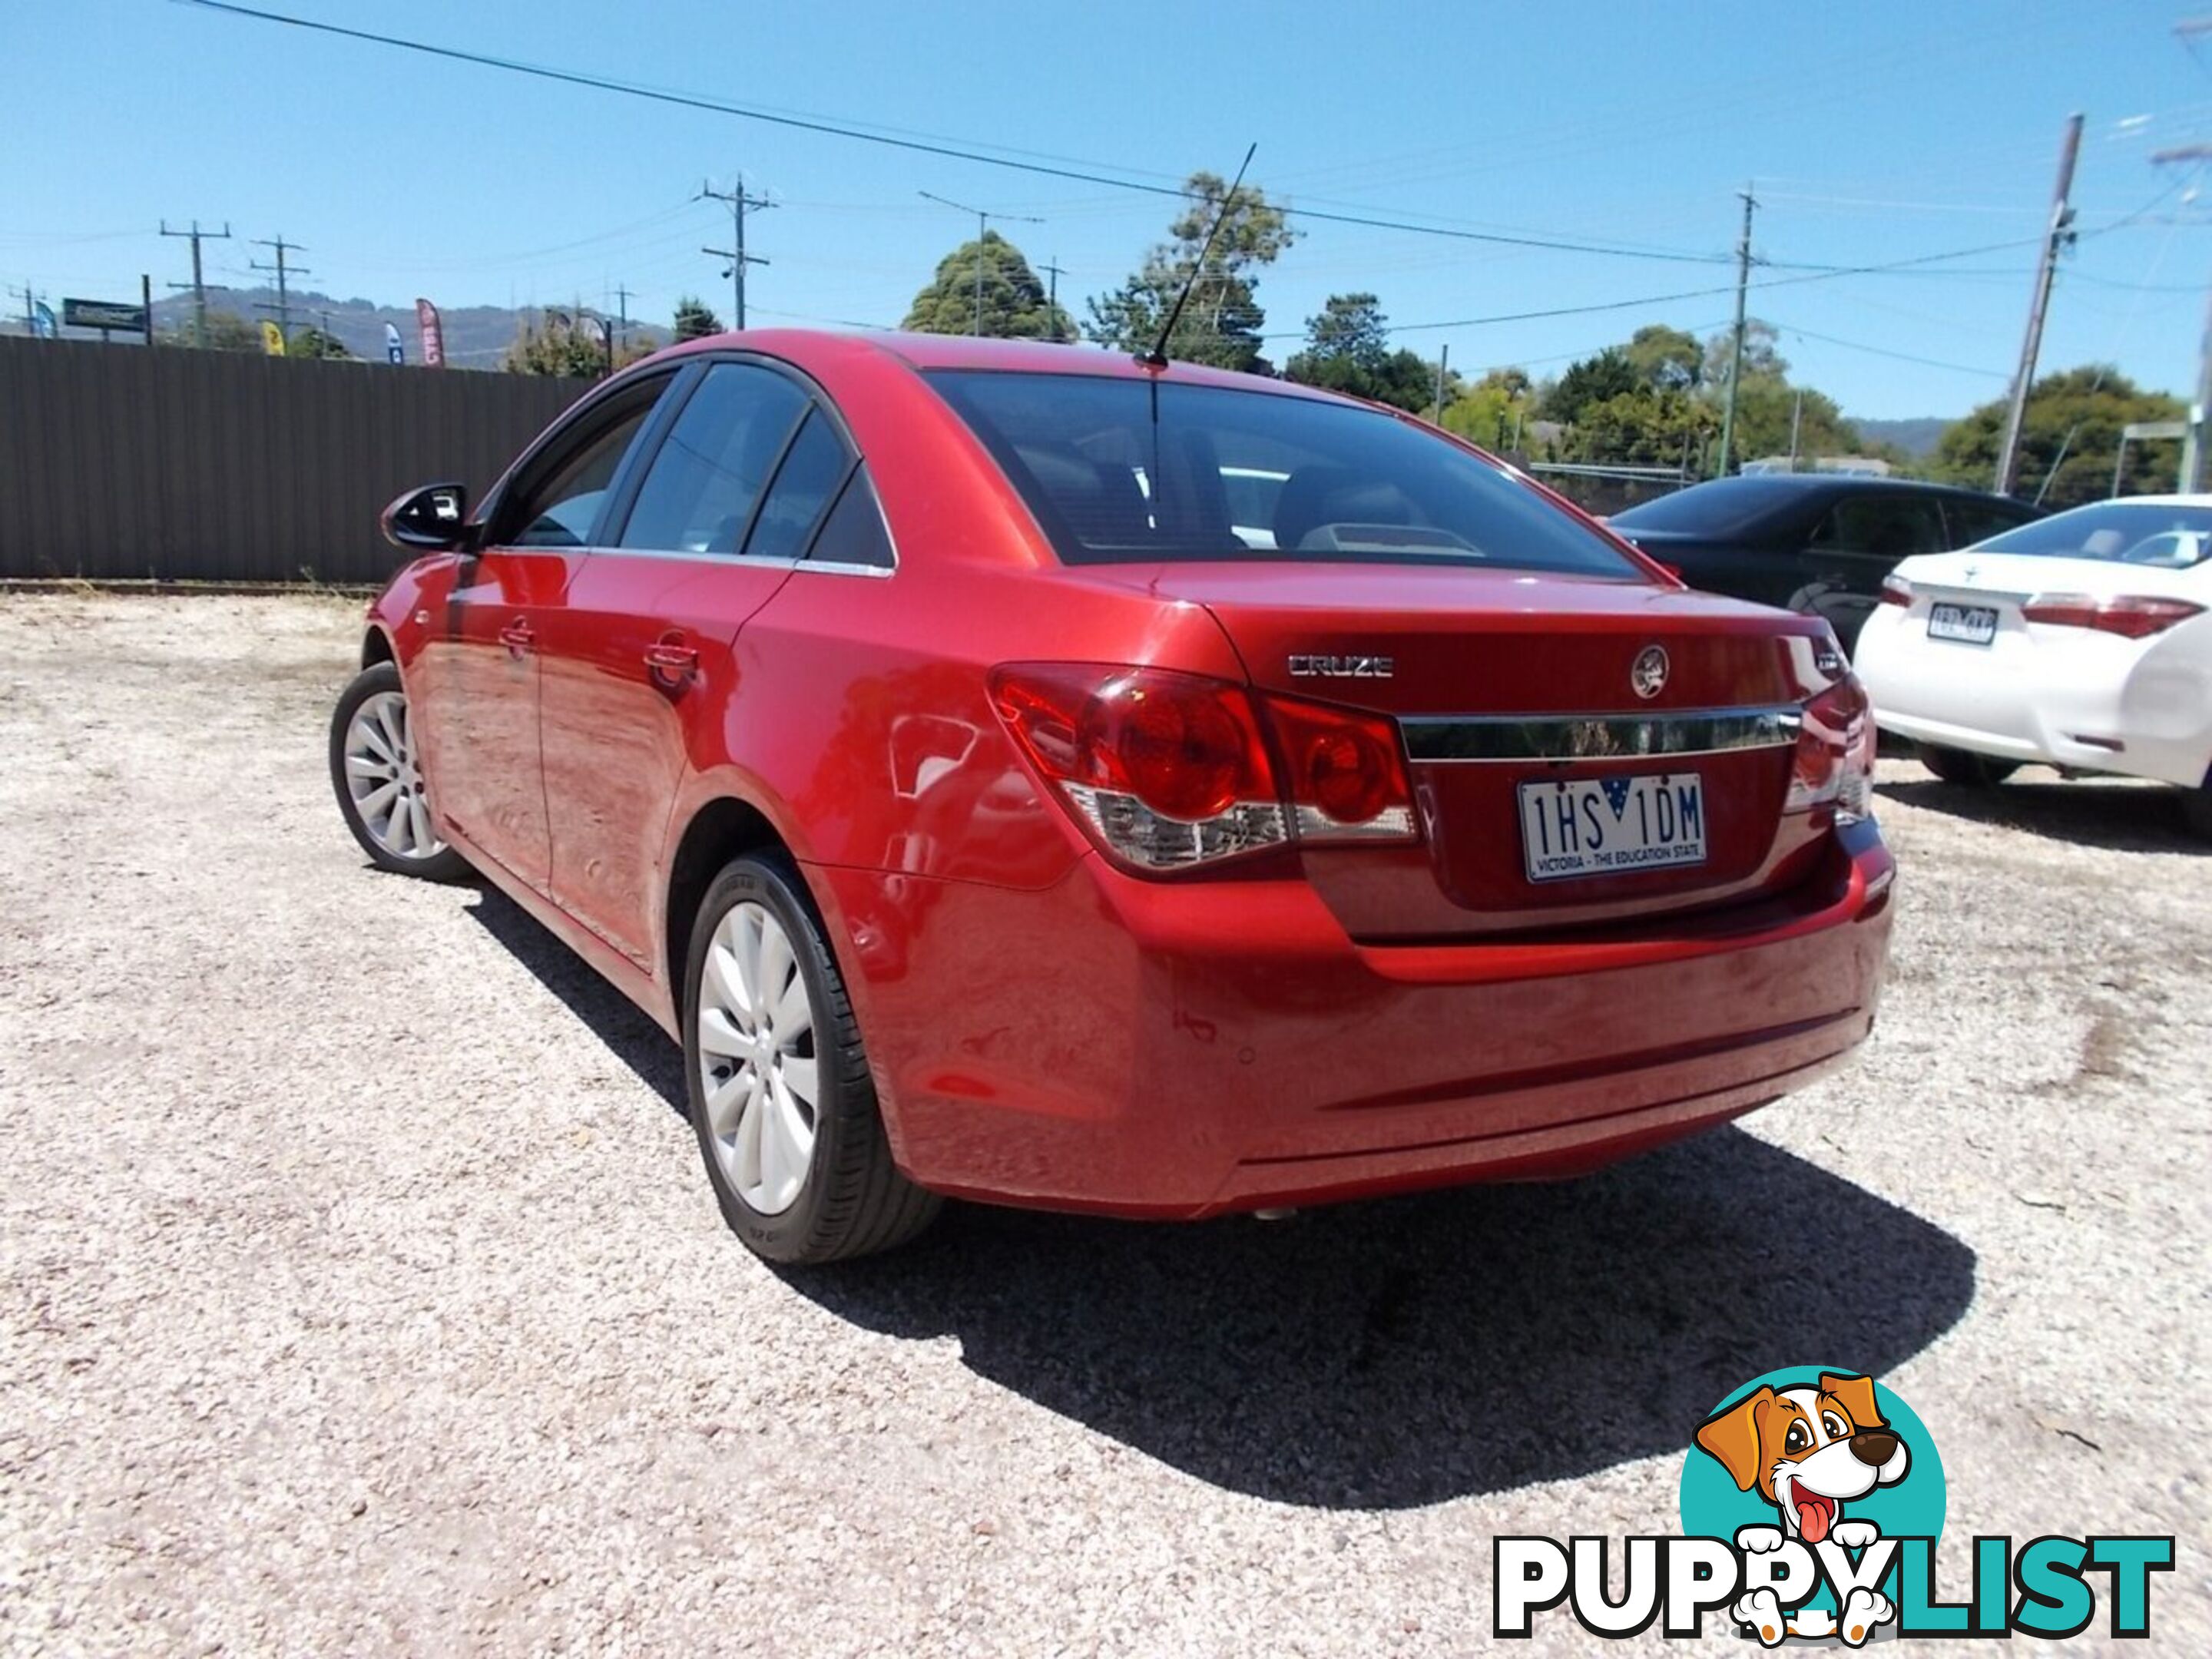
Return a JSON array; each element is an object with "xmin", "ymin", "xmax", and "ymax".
[{"xmin": 0, "ymin": 336, "xmax": 591, "ymax": 584}]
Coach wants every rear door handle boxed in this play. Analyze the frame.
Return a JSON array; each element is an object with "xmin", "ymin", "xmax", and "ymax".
[
  {"xmin": 644, "ymin": 640, "xmax": 699, "ymax": 680},
  {"xmin": 498, "ymin": 618, "xmax": 535, "ymax": 654}
]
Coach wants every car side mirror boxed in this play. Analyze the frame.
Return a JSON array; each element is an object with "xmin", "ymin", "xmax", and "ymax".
[{"xmin": 382, "ymin": 482, "xmax": 472, "ymax": 551}]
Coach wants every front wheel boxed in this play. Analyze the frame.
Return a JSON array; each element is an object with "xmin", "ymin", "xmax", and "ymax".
[
  {"xmin": 1918, "ymin": 743, "xmax": 2019, "ymax": 789},
  {"xmin": 329, "ymin": 661, "xmax": 469, "ymax": 881},
  {"xmin": 683, "ymin": 853, "xmax": 940, "ymax": 1264}
]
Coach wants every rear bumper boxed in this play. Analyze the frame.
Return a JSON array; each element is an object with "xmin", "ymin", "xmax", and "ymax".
[{"xmin": 810, "ymin": 824, "xmax": 1894, "ymax": 1219}]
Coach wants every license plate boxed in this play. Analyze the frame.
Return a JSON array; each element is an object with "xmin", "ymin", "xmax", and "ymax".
[
  {"xmin": 1927, "ymin": 603, "xmax": 1998, "ymax": 645},
  {"xmin": 1518, "ymin": 773, "xmax": 1707, "ymax": 883}
]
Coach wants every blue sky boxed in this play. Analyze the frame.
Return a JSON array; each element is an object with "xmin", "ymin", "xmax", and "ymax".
[{"xmin": 7, "ymin": 0, "xmax": 2209, "ymax": 417}]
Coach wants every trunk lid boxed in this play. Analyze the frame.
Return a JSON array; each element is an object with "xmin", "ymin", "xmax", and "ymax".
[{"xmin": 1070, "ymin": 563, "xmax": 1840, "ymax": 938}]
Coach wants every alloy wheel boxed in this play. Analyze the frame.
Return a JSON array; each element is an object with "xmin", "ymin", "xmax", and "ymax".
[
  {"xmin": 343, "ymin": 690, "xmax": 444, "ymax": 861},
  {"xmin": 696, "ymin": 901, "xmax": 820, "ymax": 1216}
]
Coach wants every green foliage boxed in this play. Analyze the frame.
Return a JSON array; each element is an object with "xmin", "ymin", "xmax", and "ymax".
[
  {"xmin": 1440, "ymin": 368, "xmax": 1536, "ymax": 450},
  {"xmin": 672, "ymin": 295, "xmax": 724, "ymax": 343},
  {"xmin": 1545, "ymin": 348, "xmax": 1641, "ymax": 426},
  {"xmin": 902, "ymin": 231, "xmax": 1075, "ymax": 339},
  {"xmin": 1929, "ymin": 366, "xmax": 2185, "ymax": 507},
  {"xmin": 289, "ymin": 326, "xmax": 353, "ymax": 361},
  {"xmin": 1704, "ymin": 318, "xmax": 1787, "ymax": 390},
  {"xmin": 158, "ymin": 308, "xmax": 260, "ymax": 352},
  {"xmin": 502, "ymin": 312, "xmax": 611, "ymax": 377},
  {"xmin": 1625, "ymin": 324, "xmax": 1702, "ymax": 392},
  {"xmin": 1084, "ymin": 170, "xmax": 1297, "ymax": 373},
  {"xmin": 1282, "ymin": 293, "xmax": 1446, "ymax": 412},
  {"xmin": 1563, "ymin": 389, "xmax": 1717, "ymax": 467}
]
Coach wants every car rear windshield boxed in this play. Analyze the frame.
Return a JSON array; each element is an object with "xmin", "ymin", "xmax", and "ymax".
[
  {"xmin": 1608, "ymin": 477, "xmax": 1823, "ymax": 538},
  {"xmin": 926, "ymin": 370, "xmax": 1644, "ymax": 578},
  {"xmin": 1975, "ymin": 502, "xmax": 2212, "ymax": 569}
]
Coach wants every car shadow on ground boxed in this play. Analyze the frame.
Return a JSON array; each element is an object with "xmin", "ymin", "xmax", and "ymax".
[
  {"xmin": 1880, "ymin": 775, "xmax": 2207, "ymax": 855},
  {"xmin": 464, "ymin": 882, "xmax": 1976, "ymax": 1511}
]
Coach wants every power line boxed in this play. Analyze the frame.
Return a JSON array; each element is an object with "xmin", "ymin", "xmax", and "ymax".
[{"xmin": 1767, "ymin": 320, "xmax": 2009, "ymax": 379}]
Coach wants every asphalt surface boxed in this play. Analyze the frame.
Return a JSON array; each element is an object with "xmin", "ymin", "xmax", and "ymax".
[{"xmin": 1, "ymin": 594, "xmax": 2205, "ymax": 1654}]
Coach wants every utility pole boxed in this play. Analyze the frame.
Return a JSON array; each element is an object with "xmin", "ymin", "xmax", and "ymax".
[
  {"xmin": 1715, "ymin": 184, "xmax": 1757, "ymax": 479},
  {"xmin": 611, "ymin": 283, "xmax": 634, "ymax": 359},
  {"xmin": 161, "ymin": 219, "xmax": 232, "ymax": 346},
  {"xmin": 700, "ymin": 174, "xmax": 773, "ymax": 329},
  {"xmin": 1432, "ymin": 342, "xmax": 1450, "ymax": 426},
  {"xmin": 250, "ymin": 235, "xmax": 310, "ymax": 348},
  {"xmin": 1039, "ymin": 255, "xmax": 1065, "ymax": 341},
  {"xmin": 1788, "ymin": 388, "xmax": 1805, "ymax": 472},
  {"xmin": 1994, "ymin": 114, "xmax": 2085, "ymax": 498},
  {"xmin": 919, "ymin": 190, "xmax": 1044, "ymax": 336},
  {"xmin": 2150, "ymin": 142, "xmax": 2212, "ymax": 490}
]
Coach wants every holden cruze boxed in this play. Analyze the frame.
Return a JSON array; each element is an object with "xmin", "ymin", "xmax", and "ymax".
[{"xmin": 331, "ymin": 330, "xmax": 1894, "ymax": 1263}]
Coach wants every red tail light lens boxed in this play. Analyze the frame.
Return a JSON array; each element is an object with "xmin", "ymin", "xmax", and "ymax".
[
  {"xmin": 1786, "ymin": 672, "xmax": 1876, "ymax": 823},
  {"xmin": 1879, "ymin": 575, "xmax": 1912, "ymax": 607},
  {"xmin": 2023, "ymin": 593, "xmax": 2204, "ymax": 639},
  {"xmin": 1263, "ymin": 694, "xmax": 1419, "ymax": 840},
  {"xmin": 988, "ymin": 664, "xmax": 1417, "ymax": 871}
]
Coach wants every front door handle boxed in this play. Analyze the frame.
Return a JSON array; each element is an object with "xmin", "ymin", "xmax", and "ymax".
[
  {"xmin": 498, "ymin": 618, "xmax": 535, "ymax": 655},
  {"xmin": 644, "ymin": 639, "xmax": 700, "ymax": 683}
]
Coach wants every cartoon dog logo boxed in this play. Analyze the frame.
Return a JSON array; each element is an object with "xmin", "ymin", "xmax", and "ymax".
[{"xmin": 1694, "ymin": 1372, "xmax": 1910, "ymax": 1645}]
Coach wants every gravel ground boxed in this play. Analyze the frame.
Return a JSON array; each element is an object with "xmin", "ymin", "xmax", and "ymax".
[{"xmin": 1, "ymin": 593, "xmax": 2206, "ymax": 1656}]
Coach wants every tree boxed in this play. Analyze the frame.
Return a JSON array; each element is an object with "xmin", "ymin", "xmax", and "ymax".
[
  {"xmin": 503, "ymin": 312, "xmax": 611, "ymax": 377},
  {"xmin": 902, "ymin": 231, "xmax": 1075, "ymax": 339},
  {"xmin": 1625, "ymin": 324, "xmax": 1702, "ymax": 392},
  {"xmin": 1545, "ymin": 348, "xmax": 1642, "ymax": 426},
  {"xmin": 1567, "ymin": 389, "xmax": 1717, "ymax": 468},
  {"xmin": 1703, "ymin": 319, "xmax": 1786, "ymax": 391},
  {"xmin": 672, "ymin": 296, "xmax": 724, "ymax": 343},
  {"xmin": 1441, "ymin": 367, "xmax": 1537, "ymax": 450},
  {"xmin": 289, "ymin": 326, "xmax": 353, "ymax": 361},
  {"xmin": 157, "ymin": 307, "xmax": 260, "ymax": 352},
  {"xmin": 1282, "ymin": 293, "xmax": 1445, "ymax": 412},
  {"xmin": 1084, "ymin": 170, "xmax": 1298, "ymax": 373},
  {"xmin": 1929, "ymin": 366, "xmax": 2184, "ymax": 507}
]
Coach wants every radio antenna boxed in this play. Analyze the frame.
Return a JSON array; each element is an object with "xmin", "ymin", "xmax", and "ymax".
[{"xmin": 1139, "ymin": 143, "xmax": 1257, "ymax": 369}]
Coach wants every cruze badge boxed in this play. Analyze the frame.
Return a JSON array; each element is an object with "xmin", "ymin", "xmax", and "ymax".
[
  {"xmin": 1631, "ymin": 644, "xmax": 1670, "ymax": 700},
  {"xmin": 1288, "ymin": 654, "xmax": 1394, "ymax": 679}
]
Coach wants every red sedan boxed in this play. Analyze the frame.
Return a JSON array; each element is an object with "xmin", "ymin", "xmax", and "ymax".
[{"xmin": 330, "ymin": 331, "xmax": 1893, "ymax": 1263}]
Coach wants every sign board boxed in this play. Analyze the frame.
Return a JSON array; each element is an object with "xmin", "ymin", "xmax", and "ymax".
[{"xmin": 62, "ymin": 296, "xmax": 148, "ymax": 333}]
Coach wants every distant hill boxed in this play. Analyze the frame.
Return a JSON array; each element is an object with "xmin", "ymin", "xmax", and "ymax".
[
  {"xmin": 1853, "ymin": 416, "xmax": 1950, "ymax": 459},
  {"xmin": 147, "ymin": 285, "xmax": 669, "ymax": 366}
]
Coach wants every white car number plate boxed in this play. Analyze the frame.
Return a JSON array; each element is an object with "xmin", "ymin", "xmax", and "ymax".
[
  {"xmin": 1518, "ymin": 773, "xmax": 1707, "ymax": 883},
  {"xmin": 1927, "ymin": 603, "xmax": 1998, "ymax": 645}
]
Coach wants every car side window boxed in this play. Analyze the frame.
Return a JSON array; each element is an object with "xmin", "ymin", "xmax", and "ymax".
[
  {"xmin": 805, "ymin": 466, "xmax": 896, "ymax": 569},
  {"xmin": 743, "ymin": 409, "xmax": 851, "ymax": 561},
  {"xmin": 618, "ymin": 363, "xmax": 810, "ymax": 555},
  {"xmin": 1942, "ymin": 498, "xmax": 2030, "ymax": 547},
  {"xmin": 502, "ymin": 399, "xmax": 657, "ymax": 549},
  {"xmin": 1809, "ymin": 495, "xmax": 1945, "ymax": 559}
]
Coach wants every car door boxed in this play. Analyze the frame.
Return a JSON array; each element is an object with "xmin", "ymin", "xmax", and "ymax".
[
  {"xmin": 1796, "ymin": 490, "xmax": 1948, "ymax": 646},
  {"xmin": 414, "ymin": 376, "xmax": 669, "ymax": 892},
  {"xmin": 539, "ymin": 358, "xmax": 851, "ymax": 969}
]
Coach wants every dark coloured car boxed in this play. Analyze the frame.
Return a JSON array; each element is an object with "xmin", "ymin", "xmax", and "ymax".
[{"xmin": 1610, "ymin": 475, "xmax": 2040, "ymax": 654}]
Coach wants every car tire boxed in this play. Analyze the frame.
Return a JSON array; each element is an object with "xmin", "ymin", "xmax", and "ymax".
[
  {"xmin": 329, "ymin": 661, "xmax": 471, "ymax": 881},
  {"xmin": 2183, "ymin": 777, "xmax": 2212, "ymax": 841},
  {"xmin": 1917, "ymin": 743, "xmax": 2019, "ymax": 788},
  {"xmin": 683, "ymin": 853, "xmax": 940, "ymax": 1265}
]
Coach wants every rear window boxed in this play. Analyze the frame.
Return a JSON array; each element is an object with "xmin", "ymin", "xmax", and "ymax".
[
  {"xmin": 1608, "ymin": 477, "xmax": 1821, "ymax": 538},
  {"xmin": 1976, "ymin": 502, "xmax": 2212, "ymax": 569},
  {"xmin": 927, "ymin": 371, "xmax": 1642, "ymax": 578}
]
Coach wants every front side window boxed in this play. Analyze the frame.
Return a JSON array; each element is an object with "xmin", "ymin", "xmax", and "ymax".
[
  {"xmin": 619, "ymin": 363, "xmax": 810, "ymax": 555},
  {"xmin": 502, "ymin": 399, "xmax": 656, "ymax": 549},
  {"xmin": 1809, "ymin": 495, "xmax": 1947, "ymax": 559},
  {"xmin": 928, "ymin": 372, "xmax": 1644, "ymax": 577},
  {"xmin": 1976, "ymin": 501, "xmax": 2212, "ymax": 568}
]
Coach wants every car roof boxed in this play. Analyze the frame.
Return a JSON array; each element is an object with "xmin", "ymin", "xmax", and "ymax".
[
  {"xmin": 2059, "ymin": 492, "xmax": 2212, "ymax": 508},
  {"xmin": 1697, "ymin": 473, "xmax": 2015, "ymax": 502},
  {"xmin": 654, "ymin": 326, "xmax": 1354, "ymax": 402}
]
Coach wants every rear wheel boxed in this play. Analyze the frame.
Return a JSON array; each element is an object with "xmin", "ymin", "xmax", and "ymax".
[
  {"xmin": 329, "ymin": 662, "xmax": 469, "ymax": 881},
  {"xmin": 1919, "ymin": 743, "xmax": 2018, "ymax": 789},
  {"xmin": 2184, "ymin": 776, "xmax": 2212, "ymax": 840},
  {"xmin": 683, "ymin": 853, "xmax": 939, "ymax": 1264}
]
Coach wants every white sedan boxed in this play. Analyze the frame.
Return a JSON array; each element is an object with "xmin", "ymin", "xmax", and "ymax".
[{"xmin": 1853, "ymin": 495, "xmax": 2212, "ymax": 833}]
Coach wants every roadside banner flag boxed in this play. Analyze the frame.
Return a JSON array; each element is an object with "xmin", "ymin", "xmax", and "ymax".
[
  {"xmin": 260, "ymin": 320, "xmax": 286, "ymax": 356},
  {"xmin": 384, "ymin": 321, "xmax": 404, "ymax": 365},
  {"xmin": 31, "ymin": 301, "xmax": 58, "ymax": 339},
  {"xmin": 416, "ymin": 297, "xmax": 445, "ymax": 367}
]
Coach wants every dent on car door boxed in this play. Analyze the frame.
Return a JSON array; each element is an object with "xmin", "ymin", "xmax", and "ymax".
[
  {"xmin": 542, "ymin": 359, "xmax": 849, "ymax": 971},
  {"xmin": 416, "ymin": 382, "xmax": 664, "ymax": 892}
]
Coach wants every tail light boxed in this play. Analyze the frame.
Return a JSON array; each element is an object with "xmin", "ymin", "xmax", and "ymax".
[
  {"xmin": 988, "ymin": 664, "xmax": 1417, "ymax": 873},
  {"xmin": 2022, "ymin": 593, "xmax": 2204, "ymax": 639},
  {"xmin": 1786, "ymin": 672, "xmax": 1876, "ymax": 823},
  {"xmin": 1879, "ymin": 575, "xmax": 1912, "ymax": 607}
]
